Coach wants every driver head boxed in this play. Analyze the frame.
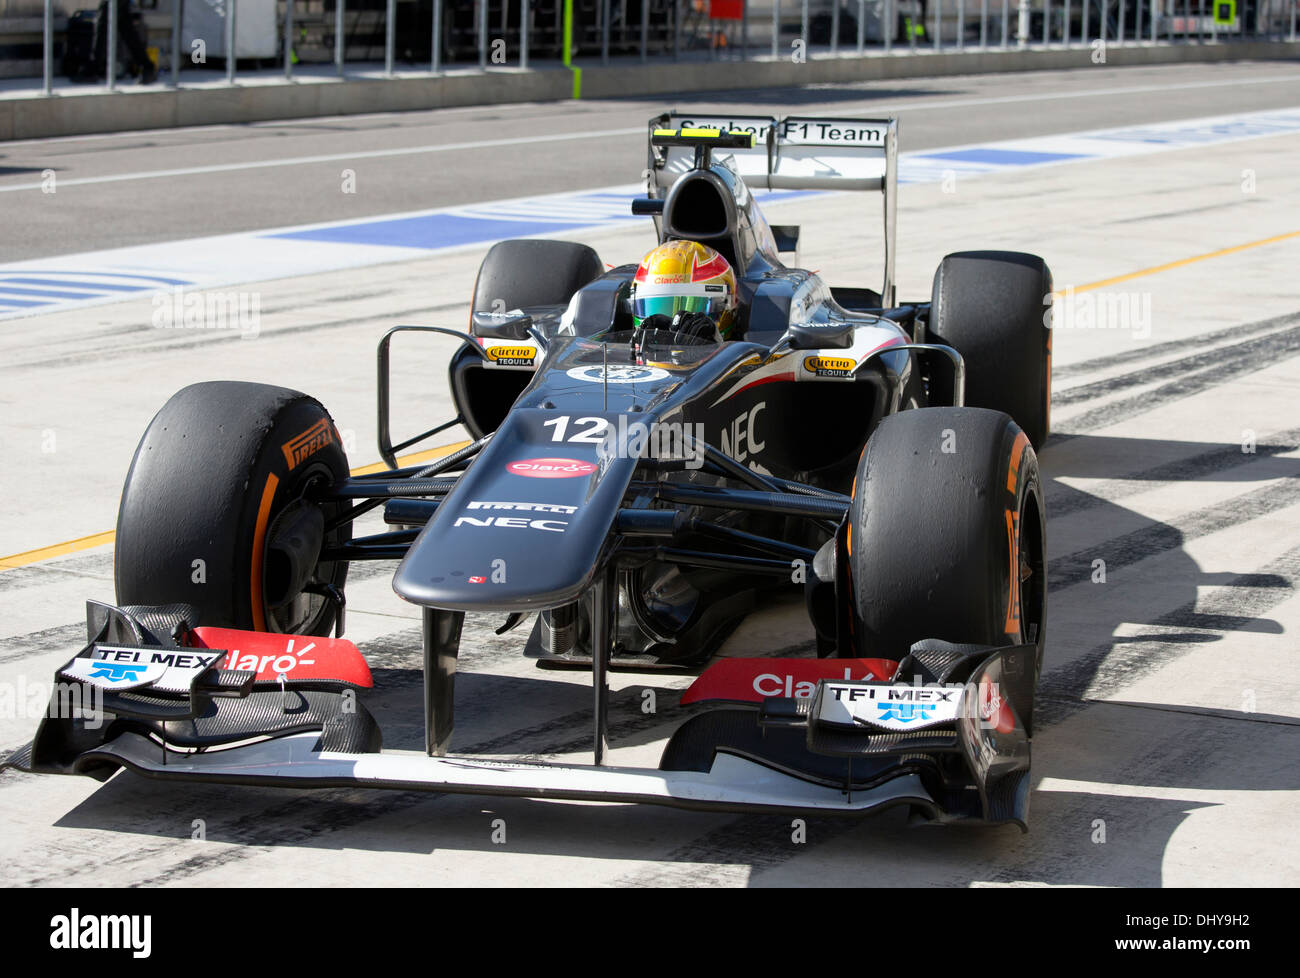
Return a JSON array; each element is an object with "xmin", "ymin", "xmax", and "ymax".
[{"xmin": 631, "ymin": 240, "xmax": 738, "ymax": 339}]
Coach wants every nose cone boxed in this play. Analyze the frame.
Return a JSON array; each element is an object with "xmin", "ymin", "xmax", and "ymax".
[{"xmin": 392, "ymin": 410, "xmax": 641, "ymax": 612}]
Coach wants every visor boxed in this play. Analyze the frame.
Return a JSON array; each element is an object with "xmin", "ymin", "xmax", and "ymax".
[{"xmin": 632, "ymin": 294, "xmax": 718, "ymax": 323}]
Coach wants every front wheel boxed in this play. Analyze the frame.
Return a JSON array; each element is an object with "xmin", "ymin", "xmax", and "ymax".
[
  {"xmin": 114, "ymin": 381, "xmax": 351, "ymax": 636},
  {"xmin": 846, "ymin": 407, "xmax": 1046, "ymax": 696}
]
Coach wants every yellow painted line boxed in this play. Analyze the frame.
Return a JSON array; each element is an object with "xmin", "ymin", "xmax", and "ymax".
[
  {"xmin": 1056, "ymin": 229, "xmax": 1300, "ymax": 297},
  {"xmin": 349, "ymin": 440, "xmax": 470, "ymax": 476},
  {"xmin": 0, "ymin": 530, "xmax": 118, "ymax": 571},
  {"xmin": 0, "ymin": 439, "xmax": 472, "ymax": 573}
]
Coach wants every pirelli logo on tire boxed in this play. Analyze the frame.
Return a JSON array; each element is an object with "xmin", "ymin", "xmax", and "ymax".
[
  {"xmin": 801, "ymin": 355, "xmax": 856, "ymax": 380},
  {"xmin": 281, "ymin": 419, "xmax": 336, "ymax": 469}
]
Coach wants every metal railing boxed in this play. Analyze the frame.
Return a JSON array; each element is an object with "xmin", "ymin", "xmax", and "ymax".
[{"xmin": 25, "ymin": 0, "xmax": 1300, "ymax": 95}]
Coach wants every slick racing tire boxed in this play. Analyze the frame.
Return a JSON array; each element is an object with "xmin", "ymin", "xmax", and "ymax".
[
  {"xmin": 115, "ymin": 381, "xmax": 351, "ymax": 636},
  {"xmin": 472, "ymin": 239, "xmax": 604, "ymax": 312},
  {"xmin": 927, "ymin": 251, "xmax": 1053, "ymax": 450},
  {"xmin": 847, "ymin": 407, "xmax": 1046, "ymax": 688}
]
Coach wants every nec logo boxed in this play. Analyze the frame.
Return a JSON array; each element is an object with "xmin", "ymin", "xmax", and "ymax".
[{"xmin": 454, "ymin": 516, "xmax": 568, "ymax": 533}]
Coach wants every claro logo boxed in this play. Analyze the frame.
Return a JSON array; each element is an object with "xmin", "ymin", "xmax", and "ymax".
[
  {"xmin": 506, "ymin": 457, "xmax": 597, "ymax": 479},
  {"xmin": 753, "ymin": 666, "xmax": 875, "ymax": 698}
]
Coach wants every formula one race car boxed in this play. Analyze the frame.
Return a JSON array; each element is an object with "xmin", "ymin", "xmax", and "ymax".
[{"xmin": 5, "ymin": 115, "xmax": 1052, "ymax": 829}]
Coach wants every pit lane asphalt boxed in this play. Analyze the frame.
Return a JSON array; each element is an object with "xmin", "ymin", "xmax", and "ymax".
[
  {"xmin": 3, "ymin": 59, "xmax": 1300, "ymax": 261},
  {"xmin": 1, "ymin": 60, "xmax": 1299, "ymax": 887}
]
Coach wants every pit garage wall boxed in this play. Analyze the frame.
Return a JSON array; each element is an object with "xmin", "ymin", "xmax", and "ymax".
[{"xmin": 4, "ymin": 38, "xmax": 1300, "ymax": 140}]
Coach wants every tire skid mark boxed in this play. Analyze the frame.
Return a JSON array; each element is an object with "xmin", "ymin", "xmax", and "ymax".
[
  {"xmin": 1046, "ymin": 426, "xmax": 1300, "ymax": 518},
  {"xmin": 612, "ymin": 815, "xmax": 850, "ymax": 887},
  {"xmin": 1051, "ymin": 317, "xmax": 1300, "ymax": 408},
  {"xmin": 1051, "ymin": 309, "xmax": 1299, "ymax": 382},
  {"xmin": 1047, "ymin": 475, "xmax": 1300, "ymax": 593},
  {"xmin": 0, "ymin": 554, "xmax": 114, "ymax": 596},
  {"xmin": 3, "ymin": 298, "xmax": 468, "ymax": 373},
  {"xmin": 1043, "ymin": 696, "xmax": 1300, "ymax": 727},
  {"xmin": 0, "ymin": 622, "xmax": 87, "ymax": 667},
  {"xmin": 16, "ymin": 785, "xmax": 436, "ymax": 888},
  {"xmin": 1053, "ymin": 323, "xmax": 1300, "ymax": 437}
]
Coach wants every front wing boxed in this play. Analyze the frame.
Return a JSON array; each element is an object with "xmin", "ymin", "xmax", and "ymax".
[{"xmin": 2, "ymin": 603, "xmax": 1036, "ymax": 830}]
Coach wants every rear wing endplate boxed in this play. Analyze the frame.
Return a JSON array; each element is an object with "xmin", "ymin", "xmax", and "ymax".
[{"xmin": 647, "ymin": 113, "xmax": 898, "ymax": 306}]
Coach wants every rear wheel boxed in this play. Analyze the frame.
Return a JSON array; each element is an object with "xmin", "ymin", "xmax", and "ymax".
[
  {"xmin": 114, "ymin": 381, "xmax": 350, "ymax": 636},
  {"xmin": 927, "ymin": 250, "xmax": 1053, "ymax": 450},
  {"xmin": 846, "ymin": 407, "xmax": 1046, "ymax": 688},
  {"xmin": 472, "ymin": 239, "xmax": 604, "ymax": 313},
  {"xmin": 457, "ymin": 239, "xmax": 606, "ymax": 438}
]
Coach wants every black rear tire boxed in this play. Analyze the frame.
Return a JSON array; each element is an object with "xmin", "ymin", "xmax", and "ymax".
[
  {"xmin": 472, "ymin": 239, "xmax": 604, "ymax": 313},
  {"xmin": 115, "ymin": 381, "xmax": 350, "ymax": 636},
  {"xmin": 927, "ymin": 251, "xmax": 1053, "ymax": 450},
  {"xmin": 847, "ymin": 407, "xmax": 1046, "ymax": 686}
]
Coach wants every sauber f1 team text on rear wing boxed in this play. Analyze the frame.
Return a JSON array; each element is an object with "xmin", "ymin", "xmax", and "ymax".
[{"xmin": 647, "ymin": 112, "xmax": 898, "ymax": 305}]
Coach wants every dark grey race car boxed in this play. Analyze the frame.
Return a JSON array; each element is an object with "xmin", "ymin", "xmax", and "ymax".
[{"xmin": 5, "ymin": 115, "xmax": 1052, "ymax": 829}]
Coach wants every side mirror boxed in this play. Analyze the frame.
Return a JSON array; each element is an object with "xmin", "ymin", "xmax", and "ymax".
[
  {"xmin": 471, "ymin": 311, "xmax": 534, "ymax": 341},
  {"xmin": 631, "ymin": 197, "xmax": 665, "ymax": 216},
  {"xmin": 785, "ymin": 320, "xmax": 856, "ymax": 350}
]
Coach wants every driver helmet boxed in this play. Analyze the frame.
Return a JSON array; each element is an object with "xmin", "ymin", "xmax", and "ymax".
[{"xmin": 631, "ymin": 240, "xmax": 738, "ymax": 338}]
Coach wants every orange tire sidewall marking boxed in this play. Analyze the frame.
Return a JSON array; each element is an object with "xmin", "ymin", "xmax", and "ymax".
[
  {"xmin": 1004, "ymin": 508, "xmax": 1021, "ymax": 637},
  {"xmin": 1006, "ymin": 430, "xmax": 1029, "ymax": 494},
  {"xmin": 249, "ymin": 472, "xmax": 280, "ymax": 632},
  {"xmin": 1004, "ymin": 428, "xmax": 1029, "ymax": 638}
]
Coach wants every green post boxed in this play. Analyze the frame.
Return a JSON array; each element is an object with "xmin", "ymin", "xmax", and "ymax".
[{"xmin": 564, "ymin": 0, "xmax": 582, "ymax": 98}]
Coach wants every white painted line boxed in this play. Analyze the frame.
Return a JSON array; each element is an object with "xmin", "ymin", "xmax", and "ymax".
[
  {"xmin": 0, "ymin": 126, "xmax": 646, "ymax": 193},
  {"xmin": 810, "ymin": 71, "xmax": 1300, "ymax": 116}
]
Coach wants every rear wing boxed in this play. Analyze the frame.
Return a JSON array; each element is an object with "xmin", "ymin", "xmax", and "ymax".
[{"xmin": 647, "ymin": 112, "xmax": 898, "ymax": 305}]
